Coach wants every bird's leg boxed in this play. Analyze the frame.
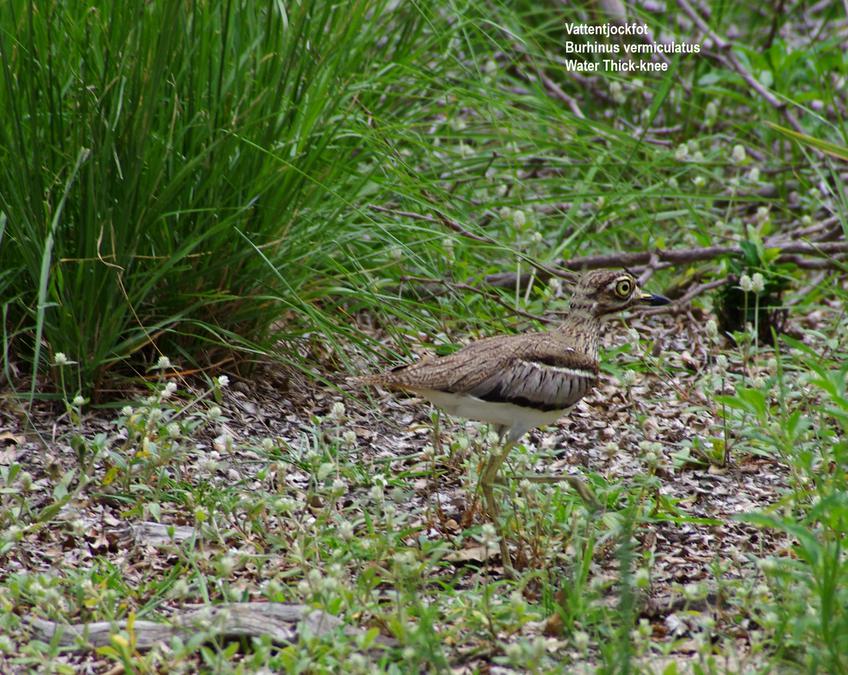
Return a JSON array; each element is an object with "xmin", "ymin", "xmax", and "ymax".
[
  {"xmin": 515, "ymin": 473, "xmax": 601, "ymax": 510},
  {"xmin": 480, "ymin": 438, "xmax": 515, "ymax": 570},
  {"xmin": 430, "ymin": 408, "xmax": 442, "ymax": 455}
]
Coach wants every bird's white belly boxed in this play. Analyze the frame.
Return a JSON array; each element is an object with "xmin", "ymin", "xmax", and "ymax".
[{"xmin": 417, "ymin": 389, "xmax": 567, "ymax": 430}]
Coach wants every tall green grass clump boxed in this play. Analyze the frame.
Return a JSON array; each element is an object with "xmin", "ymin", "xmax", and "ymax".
[{"xmin": 0, "ymin": 0, "xmax": 430, "ymax": 393}]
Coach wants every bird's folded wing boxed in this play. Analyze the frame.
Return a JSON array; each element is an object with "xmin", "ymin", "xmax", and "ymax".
[
  {"xmin": 466, "ymin": 339, "xmax": 598, "ymax": 411},
  {"xmin": 370, "ymin": 334, "xmax": 598, "ymax": 412}
]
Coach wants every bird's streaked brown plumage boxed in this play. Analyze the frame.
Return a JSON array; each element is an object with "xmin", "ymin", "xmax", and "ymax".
[{"xmin": 356, "ymin": 268, "xmax": 669, "ymax": 570}]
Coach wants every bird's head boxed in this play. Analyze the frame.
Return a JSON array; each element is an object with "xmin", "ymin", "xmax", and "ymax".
[{"xmin": 570, "ymin": 269, "xmax": 670, "ymax": 317}]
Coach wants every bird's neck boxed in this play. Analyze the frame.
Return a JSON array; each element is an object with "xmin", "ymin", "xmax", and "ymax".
[{"xmin": 556, "ymin": 302, "xmax": 602, "ymax": 360}]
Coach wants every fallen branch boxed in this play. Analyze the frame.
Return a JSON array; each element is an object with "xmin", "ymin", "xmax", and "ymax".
[
  {"xmin": 26, "ymin": 602, "xmax": 395, "ymax": 650},
  {"xmin": 643, "ymin": 276, "xmax": 735, "ymax": 315}
]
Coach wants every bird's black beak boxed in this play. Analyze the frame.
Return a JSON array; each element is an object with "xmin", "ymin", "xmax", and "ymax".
[{"xmin": 639, "ymin": 291, "xmax": 671, "ymax": 306}]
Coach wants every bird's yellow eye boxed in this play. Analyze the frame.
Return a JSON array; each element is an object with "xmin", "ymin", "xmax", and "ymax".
[{"xmin": 615, "ymin": 278, "xmax": 633, "ymax": 298}]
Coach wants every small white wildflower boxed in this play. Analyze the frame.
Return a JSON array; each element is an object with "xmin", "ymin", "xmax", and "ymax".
[
  {"xmin": 160, "ymin": 381, "xmax": 178, "ymax": 399},
  {"xmin": 328, "ymin": 401, "xmax": 346, "ymax": 423},
  {"xmin": 715, "ymin": 354, "xmax": 728, "ymax": 372},
  {"xmin": 761, "ymin": 611, "xmax": 779, "ymax": 630},
  {"xmin": 339, "ymin": 520, "xmax": 354, "ymax": 541},
  {"xmin": 755, "ymin": 206, "xmax": 770, "ymax": 224},
  {"xmin": 167, "ymin": 422, "xmax": 180, "ymax": 439},
  {"xmin": 263, "ymin": 579, "xmax": 282, "ymax": 597},
  {"xmin": 480, "ymin": 522, "xmax": 498, "ymax": 548},
  {"xmin": 499, "ymin": 206, "xmax": 512, "ymax": 220},
  {"xmin": 274, "ymin": 497, "xmax": 297, "ymax": 514},
  {"xmin": 342, "ymin": 430, "xmax": 357, "ymax": 447},
  {"xmin": 630, "ymin": 620, "xmax": 649, "ymax": 643},
  {"xmin": 800, "ymin": 215, "xmax": 813, "ymax": 227},
  {"xmin": 170, "ymin": 578, "xmax": 189, "ymax": 598},
  {"xmin": 504, "ymin": 642, "xmax": 522, "ymax": 661},
  {"xmin": 674, "ymin": 144, "xmax": 689, "ymax": 161},
  {"xmin": 217, "ymin": 375, "xmax": 230, "ymax": 388},
  {"xmin": 321, "ymin": 576, "xmax": 339, "ymax": 593},
  {"xmin": 530, "ymin": 231, "xmax": 543, "ymax": 245},
  {"xmin": 739, "ymin": 274, "xmax": 753, "ymax": 292},
  {"xmin": 53, "ymin": 352, "xmax": 69, "ymax": 366},
  {"xmin": 331, "ymin": 478, "xmax": 346, "ymax": 493},
  {"xmin": 596, "ymin": 196, "xmax": 605, "ymax": 208},
  {"xmin": 348, "ymin": 653, "xmax": 367, "ymax": 671},
  {"xmin": 574, "ymin": 630, "xmax": 590, "ymax": 652},
  {"xmin": 509, "ymin": 591, "xmax": 526, "ymax": 613},
  {"xmin": 731, "ymin": 144, "xmax": 747, "ymax": 163},
  {"xmin": 484, "ymin": 59, "xmax": 497, "ymax": 75},
  {"xmin": 704, "ymin": 100, "xmax": 718, "ymax": 122},
  {"xmin": 18, "ymin": 471, "xmax": 33, "ymax": 491},
  {"xmin": 296, "ymin": 579, "xmax": 310, "ymax": 595},
  {"xmin": 156, "ymin": 355, "xmax": 172, "ymax": 370},
  {"xmin": 683, "ymin": 582, "xmax": 706, "ymax": 602},
  {"xmin": 603, "ymin": 442, "xmax": 619, "ymax": 459},
  {"xmin": 120, "ymin": 405, "xmax": 133, "ymax": 417},
  {"xmin": 705, "ymin": 319, "xmax": 718, "ymax": 337},
  {"xmin": 199, "ymin": 457, "xmax": 219, "ymax": 473},
  {"xmin": 262, "ymin": 438, "xmax": 275, "ymax": 452},
  {"xmin": 369, "ymin": 484, "xmax": 384, "ymax": 501},
  {"xmin": 692, "ymin": 175, "xmax": 706, "ymax": 187},
  {"xmin": 207, "ymin": 405, "xmax": 222, "ymax": 422},
  {"xmin": 751, "ymin": 272, "xmax": 765, "ymax": 293},
  {"xmin": 747, "ymin": 167, "xmax": 760, "ymax": 182},
  {"xmin": 512, "ymin": 209, "xmax": 526, "ymax": 228},
  {"xmin": 668, "ymin": 176, "xmax": 678, "ymax": 188},
  {"xmin": 692, "ymin": 150, "xmax": 704, "ymax": 162},
  {"xmin": 212, "ymin": 434, "xmax": 232, "ymax": 453},
  {"xmin": 402, "ymin": 646, "xmax": 417, "ymax": 661},
  {"xmin": 622, "ymin": 370, "xmax": 637, "ymax": 386},
  {"xmin": 610, "ymin": 80, "xmax": 625, "ymax": 104},
  {"xmin": 316, "ymin": 462, "xmax": 335, "ymax": 481},
  {"xmin": 72, "ymin": 395, "xmax": 85, "ymax": 407},
  {"xmin": 388, "ymin": 244, "xmax": 404, "ymax": 261},
  {"xmin": 758, "ymin": 557, "xmax": 778, "ymax": 574}
]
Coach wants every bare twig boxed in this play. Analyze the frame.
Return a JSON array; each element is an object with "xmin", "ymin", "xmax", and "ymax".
[
  {"xmin": 637, "ymin": 253, "xmax": 661, "ymax": 285},
  {"xmin": 400, "ymin": 275, "xmax": 552, "ymax": 324},
  {"xmin": 643, "ymin": 277, "xmax": 735, "ymax": 315},
  {"xmin": 533, "ymin": 67, "xmax": 586, "ymax": 119},
  {"xmin": 556, "ymin": 240, "xmax": 848, "ymax": 271},
  {"xmin": 369, "ymin": 205, "xmax": 492, "ymax": 243}
]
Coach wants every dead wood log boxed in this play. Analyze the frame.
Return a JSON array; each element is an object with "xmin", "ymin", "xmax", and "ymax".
[{"xmin": 26, "ymin": 602, "xmax": 396, "ymax": 650}]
